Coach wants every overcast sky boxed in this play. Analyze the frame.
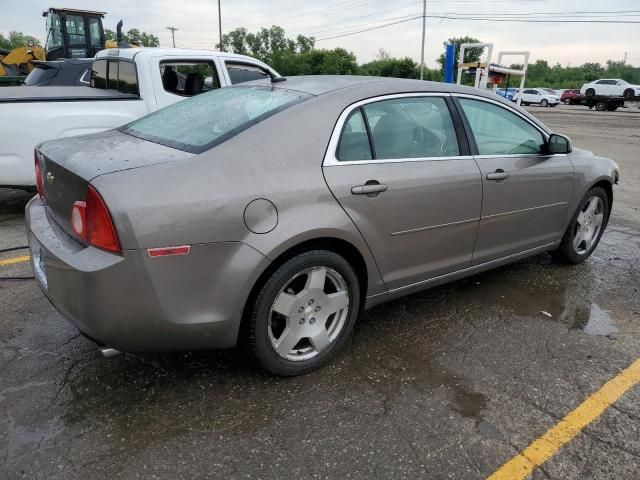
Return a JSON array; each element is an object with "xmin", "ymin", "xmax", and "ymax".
[{"xmin": 2, "ymin": 0, "xmax": 639, "ymax": 67}]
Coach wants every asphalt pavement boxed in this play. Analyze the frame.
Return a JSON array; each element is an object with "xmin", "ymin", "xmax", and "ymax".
[{"xmin": 1, "ymin": 105, "xmax": 639, "ymax": 479}]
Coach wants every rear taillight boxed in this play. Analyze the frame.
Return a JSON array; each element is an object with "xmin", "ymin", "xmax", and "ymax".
[
  {"xmin": 34, "ymin": 150, "xmax": 44, "ymax": 198},
  {"xmin": 69, "ymin": 186, "xmax": 121, "ymax": 253}
]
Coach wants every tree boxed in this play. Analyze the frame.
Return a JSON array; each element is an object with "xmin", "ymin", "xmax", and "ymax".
[
  {"xmin": 360, "ymin": 56, "xmax": 420, "ymax": 79},
  {"xmin": 104, "ymin": 28, "xmax": 159, "ymax": 47},
  {"xmin": 0, "ymin": 31, "xmax": 41, "ymax": 49},
  {"xmin": 436, "ymin": 36, "xmax": 483, "ymax": 79},
  {"xmin": 221, "ymin": 26, "xmax": 315, "ymax": 63}
]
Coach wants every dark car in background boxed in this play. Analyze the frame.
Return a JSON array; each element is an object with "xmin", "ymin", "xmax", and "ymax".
[
  {"xmin": 561, "ymin": 89, "xmax": 582, "ymax": 105},
  {"xmin": 24, "ymin": 58, "xmax": 92, "ymax": 86}
]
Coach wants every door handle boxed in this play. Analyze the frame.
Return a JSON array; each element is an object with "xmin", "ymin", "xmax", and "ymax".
[
  {"xmin": 486, "ymin": 169, "xmax": 509, "ymax": 181},
  {"xmin": 351, "ymin": 182, "xmax": 388, "ymax": 196}
]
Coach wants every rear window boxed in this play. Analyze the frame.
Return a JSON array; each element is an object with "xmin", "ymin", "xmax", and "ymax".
[
  {"xmin": 90, "ymin": 59, "xmax": 139, "ymax": 95},
  {"xmin": 121, "ymin": 86, "xmax": 310, "ymax": 153},
  {"xmin": 24, "ymin": 66, "xmax": 57, "ymax": 86}
]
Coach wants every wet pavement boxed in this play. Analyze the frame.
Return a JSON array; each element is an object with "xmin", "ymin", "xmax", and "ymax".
[{"xmin": 1, "ymin": 106, "xmax": 640, "ymax": 479}]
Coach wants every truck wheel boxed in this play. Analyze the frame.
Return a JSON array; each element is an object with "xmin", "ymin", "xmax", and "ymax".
[
  {"xmin": 595, "ymin": 101, "xmax": 607, "ymax": 111},
  {"xmin": 585, "ymin": 88, "xmax": 595, "ymax": 97},
  {"xmin": 623, "ymin": 89, "xmax": 634, "ymax": 99},
  {"xmin": 552, "ymin": 187, "xmax": 609, "ymax": 264},
  {"xmin": 540, "ymin": 99, "xmax": 549, "ymax": 107}
]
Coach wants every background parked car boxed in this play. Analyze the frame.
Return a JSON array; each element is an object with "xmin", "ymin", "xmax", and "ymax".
[
  {"xmin": 496, "ymin": 87, "xmax": 518, "ymax": 101},
  {"xmin": 580, "ymin": 79, "xmax": 640, "ymax": 99},
  {"xmin": 0, "ymin": 48, "xmax": 279, "ymax": 188},
  {"xmin": 561, "ymin": 89, "xmax": 582, "ymax": 104},
  {"xmin": 513, "ymin": 88, "xmax": 560, "ymax": 107},
  {"xmin": 23, "ymin": 58, "xmax": 92, "ymax": 86}
]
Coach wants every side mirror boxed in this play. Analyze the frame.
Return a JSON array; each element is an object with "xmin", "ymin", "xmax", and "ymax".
[{"xmin": 547, "ymin": 133, "xmax": 572, "ymax": 154}]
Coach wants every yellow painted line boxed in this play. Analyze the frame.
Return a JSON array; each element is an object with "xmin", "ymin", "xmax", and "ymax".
[
  {"xmin": 0, "ymin": 255, "xmax": 30, "ymax": 266},
  {"xmin": 488, "ymin": 358, "xmax": 640, "ymax": 480}
]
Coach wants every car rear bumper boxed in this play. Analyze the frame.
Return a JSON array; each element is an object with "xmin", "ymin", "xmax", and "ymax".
[{"xmin": 27, "ymin": 197, "xmax": 269, "ymax": 352}]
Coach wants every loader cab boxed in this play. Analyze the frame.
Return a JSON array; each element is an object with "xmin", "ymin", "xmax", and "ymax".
[{"xmin": 44, "ymin": 8, "xmax": 106, "ymax": 60}]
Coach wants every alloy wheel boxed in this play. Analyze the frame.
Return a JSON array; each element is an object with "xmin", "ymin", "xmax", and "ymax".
[
  {"xmin": 573, "ymin": 196, "xmax": 604, "ymax": 255},
  {"xmin": 268, "ymin": 266, "xmax": 350, "ymax": 361}
]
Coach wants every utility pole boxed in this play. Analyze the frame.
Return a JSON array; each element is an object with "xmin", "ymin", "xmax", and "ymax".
[
  {"xmin": 166, "ymin": 26, "xmax": 178, "ymax": 48},
  {"xmin": 419, "ymin": 0, "xmax": 426, "ymax": 80},
  {"xmin": 218, "ymin": 0, "xmax": 223, "ymax": 51},
  {"xmin": 624, "ymin": 51, "xmax": 628, "ymax": 64}
]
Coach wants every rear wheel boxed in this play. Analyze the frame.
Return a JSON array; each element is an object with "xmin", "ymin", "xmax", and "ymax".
[
  {"xmin": 553, "ymin": 187, "xmax": 609, "ymax": 264},
  {"xmin": 585, "ymin": 88, "xmax": 595, "ymax": 97},
  {"xmin": 249, "ymin": 250, "xmax": 360, "ymax": 376},
  {"xmin": 595, "ymin": 101, "xmax": 607, "ymax": 111},
  {"xmin": 623, "ymin": 88, "xmax": 634, "ymax": 99}
]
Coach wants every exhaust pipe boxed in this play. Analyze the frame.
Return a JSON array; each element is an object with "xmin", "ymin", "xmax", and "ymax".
[{"xmin": 99, "ymin": 346, "xmax": 122, "ymax": 358}]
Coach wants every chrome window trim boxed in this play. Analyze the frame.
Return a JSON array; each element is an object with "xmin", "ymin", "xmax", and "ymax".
[{"xmin": 323, "ymin": 92, "xmax": 473, "ymax": 166}]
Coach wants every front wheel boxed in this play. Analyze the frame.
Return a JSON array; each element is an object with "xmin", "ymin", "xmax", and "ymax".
[
  {"xmin": 540, "ymin": 99, "xmax": 549, "ymax": 107},
  {"xmin": 249, "ymin": 250, "xmax": 361, "ymax": 376},
  {"xmin": 552, "ymin": 187, "xmax": 609, "ymax": 264},
  {"xmin": 623, "ymin": 88, "xmax": 634, "ymax": 99}
]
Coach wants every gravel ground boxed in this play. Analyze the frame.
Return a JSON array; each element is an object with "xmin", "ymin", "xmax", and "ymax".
[{"xmin": 1, "ymin": 104, "xmax": 639, "ymax": 479}]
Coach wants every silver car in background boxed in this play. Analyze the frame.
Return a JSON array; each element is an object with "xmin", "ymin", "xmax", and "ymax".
[{"xmin": 28, "ymin": 76, "xmax": 619, "ymax": 375}]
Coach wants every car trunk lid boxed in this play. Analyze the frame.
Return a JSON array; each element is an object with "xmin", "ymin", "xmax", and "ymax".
[{"xmin": 37, "ymin": 129, "xmax": 193, "ymax": 237}]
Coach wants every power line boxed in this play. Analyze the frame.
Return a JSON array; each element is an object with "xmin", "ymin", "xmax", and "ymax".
[
  {"xmin": 317, "ymin": 16, "xmax": 422, "ymax": 40},
  {"xmin": 315, "ymin": 12, "xmax": 640, "ymax": 41}
]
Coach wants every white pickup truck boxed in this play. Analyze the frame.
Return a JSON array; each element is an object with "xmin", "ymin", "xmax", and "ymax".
[{"xmin": 0, "ymin": 48, "xmax": 279, "ymax": 187}]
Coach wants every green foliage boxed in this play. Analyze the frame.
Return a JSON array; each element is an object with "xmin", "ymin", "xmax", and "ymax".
[
  {"xmin": 104, "ymin": 28, "xmax": 159, "ymax": 47},
  {"xmin": 221, "ymin": 26, "xmax": 359, "ymax": 76},
  {"xmin": 0, "ymin": 31, "xmax": 41, "ymax": 49}
]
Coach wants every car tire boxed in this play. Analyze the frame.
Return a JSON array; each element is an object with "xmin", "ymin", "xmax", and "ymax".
[
  {"xmin": 552, "ymin": 187, "xmax": 609, "ymax": 265},
  {"xmin": 248, "ymin": 250, "xmax": 361, "ymax": 376},
  {"xmin": 623, "ymin": 88, "xmax": 634, "ymax": 99},
  {"xmin": 541, "ymin": 99, "xmax": 549, "ymax": 107},
  {"xmin": 585, "ymin": 88, "xmax": 595, "ymax": 97},
  {"xmin": 595, "ymin": 101, "xmax": 607, "ymax": 111}
]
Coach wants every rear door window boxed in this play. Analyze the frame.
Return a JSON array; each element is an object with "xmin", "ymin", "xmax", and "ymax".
[
  {"xmin": 160, "ymin": 61, "xmax": 220, "ymax": 96},
  {"xmin": 226, "ymin": 62, "xmax": 270, "ymax": 84},
  {"xmin": 90, "ymin": 59, "xmax": 139, "ymax": 95}
]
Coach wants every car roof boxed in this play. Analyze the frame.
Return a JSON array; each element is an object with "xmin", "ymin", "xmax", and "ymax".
[
  {"xmin": 262, "ymin": 75, "xmax": 504, "ymax": 98},
  {"xmin": 95, "ymin": 47, "xmax": 265, "ymax": 63}
]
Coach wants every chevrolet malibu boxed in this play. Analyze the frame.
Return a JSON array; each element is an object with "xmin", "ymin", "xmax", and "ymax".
[{"xmin": 28, "ymin": 76, "xmax": 619, "ymax": 376}]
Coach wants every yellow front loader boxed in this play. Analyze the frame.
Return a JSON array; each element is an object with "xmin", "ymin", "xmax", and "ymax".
[{"xmin": 0, "ymin": 8, "xmax": 130, "ymax": 84}]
